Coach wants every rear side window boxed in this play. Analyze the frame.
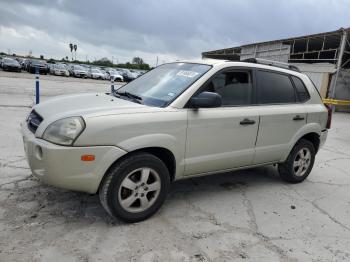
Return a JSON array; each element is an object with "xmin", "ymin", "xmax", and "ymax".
[
  {"xmin": 291, "ymin": 76, "xmax": 310, "ymax": 102},
  {"xmin": 257, "ymin": 70, "xmax": 296, "ymax": 104}
]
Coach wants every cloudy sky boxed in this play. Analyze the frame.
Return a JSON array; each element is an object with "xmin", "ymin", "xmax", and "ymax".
[{"xmin": 0, "ymin": 0, "xmax": 349, "ymax": 66}]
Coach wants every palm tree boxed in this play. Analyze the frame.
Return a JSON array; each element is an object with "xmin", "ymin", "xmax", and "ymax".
[
  {"xmin": 69, "ymin": 43, "xmax": 73, "ymax": 61},
  {"xmin": 73, "ymin": 44, "xmax": 77, "ymax": 61}
]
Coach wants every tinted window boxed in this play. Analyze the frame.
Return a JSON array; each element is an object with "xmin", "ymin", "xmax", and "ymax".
[
  {"xmin": 292, "ymin": 76, "xmax": 310, "ymax": 102},
  {"xmin": 203, "ymin": 71, "xmax": 253, "ymax": 106},
  {"xmin": 257, "ymin": 70, "xmax": 296, "ymax": 104}
]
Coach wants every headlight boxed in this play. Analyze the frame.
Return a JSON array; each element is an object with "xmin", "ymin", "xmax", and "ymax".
[{"xmin": 43, "ymin": 117, "xmax": 85, "ymax": 145}]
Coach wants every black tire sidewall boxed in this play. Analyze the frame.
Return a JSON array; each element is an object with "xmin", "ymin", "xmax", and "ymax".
[
  {"xmin": 106, "ymin": 154, "xmax": 170, "ymax": 222},
  {"xmin": 280, "ymin": 139, "xmax": 316, "ymax": 183}
]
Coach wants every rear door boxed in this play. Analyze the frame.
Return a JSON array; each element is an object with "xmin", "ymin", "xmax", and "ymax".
[
  {"xmin": 253, "ymin": 70, "xmax": 307, "ymax": 164},
  {"xmin": 184, "ymin": 68, "xmax": 260, "ymax": 176}
]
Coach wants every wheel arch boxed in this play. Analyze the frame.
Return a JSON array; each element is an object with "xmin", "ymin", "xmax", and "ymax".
[
  {"xmin": 281, "ymin": 123, "xmax": 322, "ymax": 162},
  {"xmin": 299, "ymin": 132, "xmax": 320, "ymax": 153},
  {"xmin": 98, "ymin": 146, "xmax": 176, "ymax": 193}
]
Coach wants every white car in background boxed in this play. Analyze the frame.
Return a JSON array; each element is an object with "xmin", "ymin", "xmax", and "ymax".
[
  {"xmin": 99, "ymin": 69, "xmax": 109, "ymax": 80},
  {"xmin": 51, "ymin": 64, "xmax": 69, "ymax": 77},
  {"xmin": 107, "ymin": 69, "xmax": 124, "ymax": 82},
  {"xmin": 88, "ymin": 68, "xmax": 105, "ymax": 79},
  {"xmin": 70, "ymin": 65, "xmax": 88, "ymax": 78}
]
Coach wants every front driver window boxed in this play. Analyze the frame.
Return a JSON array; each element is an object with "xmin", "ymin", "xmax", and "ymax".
[{"xmin": 203, "ymin": 71, "xmax": 253, "ymax": 106}]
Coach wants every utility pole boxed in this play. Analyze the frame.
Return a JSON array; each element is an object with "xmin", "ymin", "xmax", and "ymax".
[{"xmin": 331, "ymin": 30, "xmax": 347, "ymax": 101}]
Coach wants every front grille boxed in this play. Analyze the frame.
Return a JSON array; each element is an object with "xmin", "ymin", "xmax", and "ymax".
[{"xmin": 27, "ymin": 110, "xmax": 43, "ymax": 133}]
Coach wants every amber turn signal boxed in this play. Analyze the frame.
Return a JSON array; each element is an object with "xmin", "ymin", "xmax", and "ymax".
[{"xmin": 81, "ymin": 155, "xmax": 95, "ymax": 161}]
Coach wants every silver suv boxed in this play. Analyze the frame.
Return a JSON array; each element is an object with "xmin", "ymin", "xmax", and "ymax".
[{"xmin": 21, "ymin": 59, "xmax": 330, "ymax": 222}]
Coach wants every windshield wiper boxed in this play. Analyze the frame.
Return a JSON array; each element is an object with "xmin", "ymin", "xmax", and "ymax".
[{"xmin": 114, "ymin": 91, "xmax": 143, "ymax": 103}]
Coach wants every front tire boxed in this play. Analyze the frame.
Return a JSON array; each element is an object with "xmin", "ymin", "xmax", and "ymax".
[
  {"xmin": 99, "ymin": 152, "xmax": 170, "ymax": 222},
  {"xmin": 278, "ymin": 139, "xmax": 315, "ymax": 183}
]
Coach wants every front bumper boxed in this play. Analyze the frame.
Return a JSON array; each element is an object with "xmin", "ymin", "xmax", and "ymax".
[
  {"xmin": 54, "ymin": 70, "xmax": 67, "ymax": 76},
  {"xmin": 30, "ymin": 67, "xmax": 47, "ymax": 74},
  {"xmin": 21, "ymin": 122, "xmax": 127, "ymax": 194},
  {"xmin": 74, "ymin": 72, "xmax": 87, "ymax": 77},
  {"xmin": 3, "ymin": 65, "xmax": 21, "ymax": 71}
]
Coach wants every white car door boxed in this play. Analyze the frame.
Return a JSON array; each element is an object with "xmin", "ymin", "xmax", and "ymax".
[
  {"xmin": 253, "ymin": 70, "xmax": 307, "ymax": 164},
  {"xmin": 184, "ymin": 69, "xmax": 259, "ymax": 176}
]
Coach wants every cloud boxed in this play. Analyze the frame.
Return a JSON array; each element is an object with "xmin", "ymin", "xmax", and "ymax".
[{"xmin": 0, "ymin": 0, "xmax": 349, "ymax": 65}]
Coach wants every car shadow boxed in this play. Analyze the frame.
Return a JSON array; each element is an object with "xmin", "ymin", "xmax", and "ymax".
[{"xmin": 6, "ymin": 165, "xmax": 283, "ymax": 226}]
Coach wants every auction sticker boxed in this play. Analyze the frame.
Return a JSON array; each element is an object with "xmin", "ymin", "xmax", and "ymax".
[{"xmin": 176, "ymin": 70, "xmax": 199, "ymax": 78}]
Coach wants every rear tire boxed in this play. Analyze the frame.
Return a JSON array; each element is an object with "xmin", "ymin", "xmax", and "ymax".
[
  {"xmin": 278, "ymin": 139, "xmax": 315, "ymax": 183},
  {"xmin": 99, "ymin": 152, "xmax": 170, "ymax": 223}
]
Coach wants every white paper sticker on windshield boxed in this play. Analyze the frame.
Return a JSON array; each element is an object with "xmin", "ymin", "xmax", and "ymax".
[{"xmin": 176, "ymin": 70, "xmax": 199, "ymax": 78}]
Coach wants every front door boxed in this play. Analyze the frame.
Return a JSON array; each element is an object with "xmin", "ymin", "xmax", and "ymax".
[{"xmin": 184, "ymin": 69, "xmax": 259, "ymax": 176}]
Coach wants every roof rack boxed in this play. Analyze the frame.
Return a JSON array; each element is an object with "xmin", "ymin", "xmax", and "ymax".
[{"xmin": 242, "ymin": 58, "xmax": 300, "ymax": 72}]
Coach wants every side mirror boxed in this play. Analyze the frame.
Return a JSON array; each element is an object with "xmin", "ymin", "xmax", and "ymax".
[{"xmin": 189, "ymin": 91, "xmax": 222, "ymax": 108}]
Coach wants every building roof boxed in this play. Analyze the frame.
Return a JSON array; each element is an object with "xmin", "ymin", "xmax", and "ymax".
[{"xmin": 203, "ymin": 27, "xmax": 349, "ymax": 55}]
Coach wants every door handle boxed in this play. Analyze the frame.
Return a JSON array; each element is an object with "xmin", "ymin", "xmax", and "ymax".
[
  {"xmin": 240, "ymin": 118, "xmax": 256, "ymax": 125},
  {"xmin": 293, "ymin": 115, "xmax": 305, "ymax": 121}
]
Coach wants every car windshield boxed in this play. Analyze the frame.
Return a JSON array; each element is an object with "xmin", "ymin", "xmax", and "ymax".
[
  {"xmin": 92, "ymin": 69, "xmax": 100, "ymax": 73},
  {"xmin": 32, "ymin": 60, "xmax": 46, "ymax": 65},
  {"xmin": 4, "ymin": 58, "xmax": 19, "ymax": 65},
  {"xmin": 74, "ymin": 65, "xmax": 85, "ymax": 70},
  {"xmin": 116, "ymin": 62, "xmax": 211, "ymax": 107},
  {"xmin": 56, "ymin": 64, "xmax": 66, "ymax": 69}
]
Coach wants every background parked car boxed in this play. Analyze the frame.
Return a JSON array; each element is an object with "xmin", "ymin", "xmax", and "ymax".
[
  {"xmin": 16, "ymin": 58, "xmax": 26, "ymax": 69},
  {"xmin": 106, "ymin": 68, "xmax": 124, "ymax": 81},
  {"xmin": 99, "ymin": 68, "xmax": 109, "ymax": 80},
  {"xmin": 27, "ymin": 59, "xmax": 49, "ymax": 74},
  {"xmin": 119, "ymin": 68, "xmax": 137, "ymax": 82},
  {"xmin": 88, "ymin": 68, "xmax": 105, "ymax": 79},
  {"xmin": 48, "ymin": 63, "xmax": 55, "ymax": 73},
  {"xmin": 70, "ymin": 65, "xmax": 88, "ymax": 78},
  {"xmin": 1, "ymin": 57, "xmax": 22, "ymax": 72},
  {"xmin": 51, "ymin": 64, "xmax": 70, "ymax": 76}
]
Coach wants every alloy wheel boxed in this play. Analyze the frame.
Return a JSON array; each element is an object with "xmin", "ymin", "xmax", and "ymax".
[
  {"xmin": 118, "ymin": 168, "xmax": 161, "ymax": 213},
  {"xmin": 293, "ymin": 147, "xmax": 311, "ymax": 177}
]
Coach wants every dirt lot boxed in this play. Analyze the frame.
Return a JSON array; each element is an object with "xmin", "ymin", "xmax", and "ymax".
[{"xmin": 0, "ymin": 71, "xmax": 350, "ymax": 261}]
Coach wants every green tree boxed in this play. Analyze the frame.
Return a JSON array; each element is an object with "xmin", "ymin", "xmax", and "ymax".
[{"xmin": 132, "ymin": 57, "xmax": 144, "ymax": 65}]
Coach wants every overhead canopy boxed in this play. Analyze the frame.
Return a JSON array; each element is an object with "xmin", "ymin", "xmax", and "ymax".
[{"xmin": 202, "ymin": 27, "xmax": 350, "ymax": 68}]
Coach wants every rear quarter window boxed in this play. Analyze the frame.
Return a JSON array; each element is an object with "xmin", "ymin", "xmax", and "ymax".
[
  {"xmin": 291, "ymin": 76, "xmax": 310, "ymax": 102},
  {"xmin": 256, "ymin": 70, "xmax": 296, "ymax": 104}
]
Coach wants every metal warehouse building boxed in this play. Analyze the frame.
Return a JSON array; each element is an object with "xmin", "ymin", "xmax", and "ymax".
[{"xmin": 202, "ymin": 28, "xmax": 350, "ymax": 110}]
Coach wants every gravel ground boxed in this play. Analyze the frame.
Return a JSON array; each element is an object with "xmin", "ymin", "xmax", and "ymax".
[{"xmin": 0, "ymin": 71, "xmax": 350, "ymax": 262}]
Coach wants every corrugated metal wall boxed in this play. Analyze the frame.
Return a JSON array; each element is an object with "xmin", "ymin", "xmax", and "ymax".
[
  {"xmin": 334, "ymin": 69, "xmax": 350, "ymax": 100},
  {"xmin": 303, "ymin": 72, "xmax": 325, "ymax": 91},
  {"xmin": 291, "ymin": 63, "xmax": 336, "ymax": 96},
  {"xmin": 240, "ymin": 42, "xmax": 290, "ymax": 62}
]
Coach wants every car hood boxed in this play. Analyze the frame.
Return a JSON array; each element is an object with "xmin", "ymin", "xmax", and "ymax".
[
  {"xmin": 4, "ymin": 62, "xmax": 20, "ymax": 66},
  {"xmin": 32, "ymin": 93, "xmax": 161, "ymax": 136}
]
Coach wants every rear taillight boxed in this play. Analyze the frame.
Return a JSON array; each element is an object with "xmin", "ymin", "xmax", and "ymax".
[{"xmin": 325, "ymin": 104, "xmax": 332, "ymax": 129}]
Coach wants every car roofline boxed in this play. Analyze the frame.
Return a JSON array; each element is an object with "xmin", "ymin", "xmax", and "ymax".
[{"xmin": 172, "ymin": 59, "xmax": 306, "ymax": 76}]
